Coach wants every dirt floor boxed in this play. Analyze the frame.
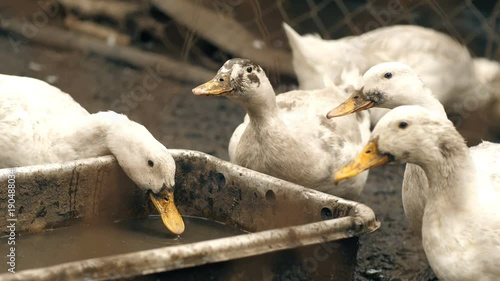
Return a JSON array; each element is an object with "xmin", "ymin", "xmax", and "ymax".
[{"xmin": 0, "ymin": 32, "xmax": 438, "ymax": 280}]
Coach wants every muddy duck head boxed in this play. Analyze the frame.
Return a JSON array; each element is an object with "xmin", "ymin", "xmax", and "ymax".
[{"xmin": 192, "ymin": 58, "xmax": 277, "ymax": 112}]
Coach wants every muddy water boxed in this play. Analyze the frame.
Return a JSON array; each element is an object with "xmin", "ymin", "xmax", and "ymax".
[{"xmin": 2, "ymin": 216, "xmax": 246, "ymax": 271}]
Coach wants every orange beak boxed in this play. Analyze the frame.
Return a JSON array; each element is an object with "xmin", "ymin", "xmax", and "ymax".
[
  {"xmin": 335, "ymin": 139, "xmax": 391, "ymax": 183},
  {"xmin": 326, "ymin": 89, "xmax": 375, "ymax": 119},
  {"xmin": 192, "ymin": 74, "xmax": 233, "ymax": 96},
  {"xmin": 148, "ymin": 189, "xmax": 185, "ymax": 235}
]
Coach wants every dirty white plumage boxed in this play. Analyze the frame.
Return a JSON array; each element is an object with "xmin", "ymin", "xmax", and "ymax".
[
  {"xmin": 193, "ymin": 58, "xmax": 371, "ymax": 199},
  {"xmin": 347, "ymin": 106, "xmax": 500, "ymax": 281}
]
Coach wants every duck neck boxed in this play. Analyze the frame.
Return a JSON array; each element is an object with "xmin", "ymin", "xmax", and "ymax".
[
  {"xmin": 421, "ymin": 136, "xmax": 477, "ymax": 212},
  {"xmin": 390, "ymin": 88, "xmax": 447, "ymax": 118},
  {"xmin": 56, "ymin": 111, "xmax": 127, "ymax": 160},
  {"xmin": 236, "ymin": 82, "xmax": 280, "ymax": 125},
  {"xmin": 417, "ymin": 88, "xmax": 447, "ymax": 118},
  {"xmin": 381, "ymin": 87, "xmax": 448, "ymax": 119}
]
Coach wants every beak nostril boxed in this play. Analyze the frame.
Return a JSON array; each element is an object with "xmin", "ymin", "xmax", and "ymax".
[
  {"xmin": 366, "ymin": 150, "xmax": 372, "ymax": 154},
  {"xmin": 353, "ymin": 95, "xmax": 359, "ymax": 99},
  {"xmin": 159, "ymin": 183, "xmax": 168, "ymax": 194}
]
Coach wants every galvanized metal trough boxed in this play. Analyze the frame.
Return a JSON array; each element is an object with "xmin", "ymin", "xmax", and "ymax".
[{"xmin": 0, "ymin": 149, "xmax": 379, "ymax": 281}]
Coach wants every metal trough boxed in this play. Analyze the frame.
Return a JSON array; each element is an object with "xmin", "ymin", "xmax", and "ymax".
[{"xmin": 0, "ymin": 150, "xmax": 379, "ymax": 281}]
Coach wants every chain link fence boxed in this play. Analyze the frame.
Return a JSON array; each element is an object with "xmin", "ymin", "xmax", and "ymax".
[
  {"xmin": 233, "ymin": 0, "xmax": 498, "ymax": 55},
  {"xmin": 167, "ymin": 0, "xmax": 499, "ymax": 79}
]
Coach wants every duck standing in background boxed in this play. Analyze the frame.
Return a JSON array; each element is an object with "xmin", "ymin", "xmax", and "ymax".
[
  {"xmin": 193, "ymin": 58, "xmax": 371, "ymax": 199},
  {"xmin": 283, "ymin": 23, "xmax": 500, "ymax": 142},
  {"xmin": 0, "ymin": 74, "xmax": 184, "ymax": 234},
  {"xmin": 335, "ymin": 106, "xmax": 500, "ymax": 281}
]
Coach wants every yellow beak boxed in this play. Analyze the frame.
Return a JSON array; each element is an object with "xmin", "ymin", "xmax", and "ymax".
[
  {"xmin": 148, "ymin": 189, "xmax": 185, "ymax": 235},
  {"xmin": 335, "ymin": 139, "xmax": 391, "ymax": 183},
  {"xmin": 192, "ymin": 74, "xmax": 233, "ymax": 96},
  {"xmin": 326, "ymin": 89, "xmax": 375, "ymax": 119}
]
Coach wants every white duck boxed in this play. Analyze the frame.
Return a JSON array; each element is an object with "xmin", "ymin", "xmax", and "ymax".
[
  {"xmin": 283, "ymin": 23, "xmax": 499, "ymax": 129},
  {"xmin": 192, "ymin": 58, "xmax": 371, "ymax": 199},
  {"xmin": 335, "ymin": 105, "xmax": 500, "ymax": 281},
  {"xmin": 326, "ymin": 62, "xmax": 446, "ymax": 238},
  {"xmin": 0, "ymin": 74, "xmax": 184, "ymax": 234}
]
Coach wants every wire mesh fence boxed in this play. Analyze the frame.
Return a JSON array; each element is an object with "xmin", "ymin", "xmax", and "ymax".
[
  {"xmin": 229, "ymin": 0, "xmax": 498, "ymax": 56},
  {"xmin": 170, "ymin": 0, "xmax": 499, "ymax": 78}
]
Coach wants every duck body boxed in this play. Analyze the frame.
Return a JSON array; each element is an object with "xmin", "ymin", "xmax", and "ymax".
[
  {"xmin": 421, "ymin": 142, "xmax": 500, "ymax": 281},
  {"xmin": 0, "ymin": 74, "xmax": 95, "ymax": 167},
  {"xmin": 0, "ymin": 74, "xmax": 184, "ymax": 234},
  {"xmin": 335, "ymin": 106, "xmax": 500, "ymax": 281},
  {"xmin": 194, "ymin": 58, "xmax": 370, "ymax": 199},
  {"xmin": 284, "ymin": 24, "xmax": 475, "ymax": 104},
  {"xmin": 231, "ymin": 88, "xmax": 370, "ymax": 198}
]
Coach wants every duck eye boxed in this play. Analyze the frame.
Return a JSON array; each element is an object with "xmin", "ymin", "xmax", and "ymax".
[
  {"xmin": 147, "ymin": 160, "xmax": 154, "ymax": 167},
  {"xmin": 218, "ymin": 77, "xmax": 224, "ymax": 82},
  {"xmin": 384, "ymin": 72, "xmax": 392, "ymax": 79},
  {"xmin": 246, "ymin": 66, "xmax": 253, "ymax": 73},
  {"xmin": 398, "ymin": 121, "xmax": 408, "ymax": 129}
]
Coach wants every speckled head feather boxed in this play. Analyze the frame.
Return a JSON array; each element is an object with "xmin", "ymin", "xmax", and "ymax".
[
  {"xmin": 217, "ymin": 58, "xmax": 264, "ymax": 94},
  {"xmin": 192, "ymin": 58, "xmax": 272, "ymax": 103}
]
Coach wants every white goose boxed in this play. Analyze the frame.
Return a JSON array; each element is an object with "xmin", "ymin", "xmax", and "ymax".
[
  {"xmin": 326, "ymin": 62, "xmax": 446, "ymax": 238},
  {"xmin": 192, "ymin": 58, "xmax": 371, "ymax": 199},
  {"xmin": 0, "ymin": 74, "xmax": 184, "ymax": 234},
  {"xmin": 335, "ymin": 105, "xmax": 500, "ymax": 281},
  {"xmin": 283, "ymin": 23, "xmax": 499, "ymax": 130}
]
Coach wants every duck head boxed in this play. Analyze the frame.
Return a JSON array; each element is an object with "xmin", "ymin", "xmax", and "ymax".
[
  {"xmin": 334, "ymin": 106, "xmax": 458, "ymax": 182},
  {"xmin": 192, "ymin": 58, "xmax": 275, "ymax": 108},
  {"xmin": 327, "ymin": 62, "xmax": 429, "ymax": 118},
  {"xmin": 106, "ymin": 116, "xmax": 185, "ymax": 235}
]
